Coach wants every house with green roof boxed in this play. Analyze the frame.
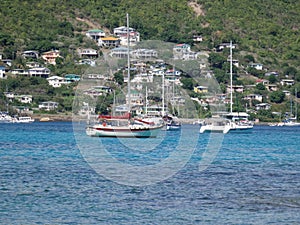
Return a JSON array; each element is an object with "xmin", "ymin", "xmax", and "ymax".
[{"xmin": 86, "ymin": 29, "xmax": 106, "ymax": 41}]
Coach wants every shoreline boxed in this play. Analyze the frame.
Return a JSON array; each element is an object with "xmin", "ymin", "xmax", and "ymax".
[{"xmin": 32, "ymin": 114, "xmax": 271, "ymax": 125}]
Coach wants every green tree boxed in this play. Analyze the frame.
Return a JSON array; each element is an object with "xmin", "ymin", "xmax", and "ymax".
[
  {"xmin": 255, "ymin": 83, "xmax": 266, "ymax": 91},
  {"xmin": 283, "ymin": 66, "xmax": 297, "ymax": 77},
  {"xmin": 114, "ymin": 71, "xmax": 124, "ymax": 85},
  {"xmin": 208, "ymin": 53, "xmax": 226, "ymax": 69},
  {"xmin": 269, "ymin": 91, "xmax": 285, "ymax": 103},
  {"xmin": 268, "ymin": 74, "xmax": 277, "ymax": 84},
  {"xmin": 243, "ymin": 55, "xmax": 255, "ymax": 63},
  {"xmin": 181, "ymin": 77, "xmax": 194, "ymax": 90}
]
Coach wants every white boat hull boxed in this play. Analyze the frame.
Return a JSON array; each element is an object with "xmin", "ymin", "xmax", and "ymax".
[
  {"xmin": 13, "ymin": 117, "xmax": 35, "ymax": 123},
  {"xmin": 283, "ymin": 122, "xmax": 300, "ymax": 126},
  {"xmin": 166, "ymin": 124, "xmax": 181, "ymax": 131},
  {"xmin": 199, "ymin": 119, "xmax": 253, "ymax": 134},
  {"xmin": 230, "ymin": 123, "xmax": 253, "ymax": 130},
  {"xmin": 200, "ymin": 124, "xmax": 231, "ymax": 134},
  {"xmin": 86, "ymin": 124, "xmax": 162, "ymax": 138}
]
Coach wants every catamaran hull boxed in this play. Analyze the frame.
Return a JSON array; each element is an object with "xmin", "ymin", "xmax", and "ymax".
[
  {"xmin": 199, "ymin": 120, "xmax": 253, "ymax": 134},
  {"xmin": 200, "ymin": 125, "xmax": 231, "ymax": 134}
]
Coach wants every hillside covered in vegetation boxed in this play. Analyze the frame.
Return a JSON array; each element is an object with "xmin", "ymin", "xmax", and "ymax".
[{"xmin": 0, "ymin": 0, "xmax": 299, "ymax": 70}]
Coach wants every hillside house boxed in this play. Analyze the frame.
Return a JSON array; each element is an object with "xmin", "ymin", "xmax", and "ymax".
[
  {"xmin": 39, "ymin": 101, "xmax": 59, "ymax": 111},
  {"xmin": 126, "ymin": 89, "xmax": 144, "ymax": 106},
  {"xmin": 86, "ymin": 29, "xmax": 106, "ymax": 41},
  {"xmin": 256, "ymin": 79, "xmax": 269, "ymax": 86},
  {"xmin": 13, "ymin": 106, "xmax": 31, "ymax": 114},
  {"xmin": 113, "ymin": 26, "xmax": 135, "ymax": 36},
  {"xmin": 21, "ymin": 50, "xmax": 39, "ymax": 59},
  {"xmin": 130, "ymin": 49, "xmax": 157, "ymax": 59},
  {"xmin": 216, "ymin": 43, "xmax": 237, "ymax": 51},
  {"xmin": 11, "ymin": 69, "xmax": 29, "ymax": 76},
  {"xmin": 243, "ymin": 94, "xmax": 263, "ymax": 102},
  {"xmin": 28, "ymin": 67, "xmax": 50, "ymax": 78},
  {"xmin": 47, "ymin": 76, "xmax": 68, "ymax": 88},
  {"xmin": 164, "ymin": 69, "xmax": 181, "ymax": 83},
  {"xmin": 165, "ymin": 69, "xmax": 181, "ymax": 77},
  {"xmin": 144, "ymin": 104, "xmax": 166, "ymax": 117},
  {"xmin": 113, "ymin": 26, "xmax": 140, "ymax": 46},
  {"xmin": 266, "ymin": 84, "xmax": 278, "ymax": 91},
  {"xmin": 173, "ymin": 43, "xmax": 199, "ymax": 60},
  {"xmin": 150, "ymin": 69, "xmax": 164, "ymax": 76},
  {"xmin": 77, "ymin": 48, "xmax": 98, "ymax": 58},
  {"xmin": 255, "ymin": 103, "xmax": 271, "ymax": 111},
  {"xmin": 76, "ymin": 59, "xmax": 96, "ymax": 67},
  {"xmin": 64, "ymin": 74, "xmax": 81, "ymax": 82},
  {"xmin": 282, "ymin": 90, "xmax": 291, "ymax": 96},
  {"xmin": 109, "ymin": 47, "xmax": 128, "ymax": 58},
  {"xmin": 227, "ymin": 85, "xmax": 244, "ymax": 93},
  {"xmin": 98, "ymin": 37, "xmax": 121, "ymax": 48},
  {"xmin": 2, "ymin": 59, "xmax": 12, "ymax": 66},
  {"xmin": 193, "ymin": 35, "xmax": 203, "ymax": 42},
  {"xmin": 280, "ymin": 79, "xmax": 294, "ymax": 86},
  {"xmin": 4, "ymin": 92, "xmax": 32, "ymax": 104},
  {"xmin": 173, "ymin": 44, "xmax": 190, "ymax": 59},
  {"xmin": 83, "ymin": 86, "xmax": 112, "ymax": 98},
  {"xmin": 199, "ymin": 61, "xmax": 207, "ymax": 69},
  {"xmin": 16, "ymin": 95, "xmax": 32, "ymax": 104},
  {"xmin": 265, "ymin": 71, "xmax": 279, "ymax": 77},
  {"xmin": 182, "ymin": 51, "xmax": 199, "ymax": 60},
  {"xmin": 131, "ymin": 73, "xmax": 153, "ymax": 83},
  {"xmin": 85, "ymin": 74, "xmax": 109, "ymax": 80},
  {"xmin": 132, "ymin": 61, "xmax": 147, "ymax": 72},
  {"xmin": 194, "ymin": 85, "xmax": 208, "ymax": 94},
  {"xmin": 249, "ymin": 62, "xmax": 263, "ymax": 70},
  {"xmin": 227, "ymin": 57, "xmax": 239, "ymax": 67},
  {"xmin": 150, "ymin": 61, "xmax": 166, "ymax": 70},
  {"xmin": 26, "ymin": 62, "xmax": 42, "ymax": 68},
  {"xmin": 118, "ymin": 32, "xmax": 140, "ymax": 46},
  {"xmin": 41, "ymin": 50, "xmax": 61, "ymax": 65}
]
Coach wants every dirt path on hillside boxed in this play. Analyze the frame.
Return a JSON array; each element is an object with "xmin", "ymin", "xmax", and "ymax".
[{"xmin": 188, "ymin": 1, "xmax": 205, "ymax": 17}]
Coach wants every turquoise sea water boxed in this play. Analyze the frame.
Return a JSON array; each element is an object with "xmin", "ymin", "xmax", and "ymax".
[{"xmin": 0, "ymin": 122, "xmax": 299, "ymax": 224}]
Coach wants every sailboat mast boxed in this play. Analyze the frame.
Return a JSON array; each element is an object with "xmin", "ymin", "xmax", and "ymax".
[
  {"xmin": 126, "ymin": 13, "xmax": 131, "ymax": 114},
  {"xmin": 145, "ymin": 86, "xmax": 148, "ymax": 115},
  {"xmin": 295, "ymin": 88, "xmax": 298, "ymax": 120},
  {"xmin": 230, "ymin": 40, "xmax": 233, "ymax": 114},
  {"xmin": 162, "ymin": 68, "xmax": 165, "ymax": 116}
]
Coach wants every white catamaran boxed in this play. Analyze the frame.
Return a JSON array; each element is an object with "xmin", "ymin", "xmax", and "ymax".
[{"xmin": 200, "ymin": 41, "xmax": 253, "ymax": 134}]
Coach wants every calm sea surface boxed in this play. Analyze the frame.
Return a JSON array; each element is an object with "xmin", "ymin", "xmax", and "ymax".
[{"xmin": 0, "ymin": 122, "xmax": 299, "ymax": 224}]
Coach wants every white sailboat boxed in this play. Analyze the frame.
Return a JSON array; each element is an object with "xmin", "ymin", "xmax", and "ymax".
[
  {"xmin": 0, "ymin": 100, "xmax": 13, "ymax": 123},
  {"xmin": 200, "ymin": 41, "xmax": 253, "ymax": 134},
  {"xmin": 283, "ymin": 88, "xmax": 300, "ymax": 126},
  {"xmin": 0, "ymin": 111, "xmax": 13, "ymax": 123},
  {"xmin": 86, "ymin": 14, "xmax": 163, "ymax": 138}
]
